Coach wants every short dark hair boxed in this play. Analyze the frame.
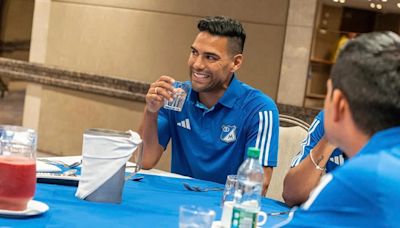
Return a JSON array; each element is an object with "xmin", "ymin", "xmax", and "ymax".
[
  {"xmin": 331, "ymin": 31, "xmax": 400, "ymax": 135},
  {"xmin": 197, "ymin": 16, "xmax": 246, "ymax": 55}
]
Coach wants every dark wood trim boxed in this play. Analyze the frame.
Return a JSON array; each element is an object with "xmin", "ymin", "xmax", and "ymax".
[{"xmin": 0, "ymin": 57, "xmax": 148, "ymax": 102}]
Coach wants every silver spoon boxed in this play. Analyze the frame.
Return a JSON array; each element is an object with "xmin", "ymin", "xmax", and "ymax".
[
  {"xmin": 183, "ymin": 182, "xmax": 224, "ymax": 192},
  {"xmin": 38, "ymin": 159, "xmax": 82, "ymax": 169},
  {"xmin": 62, "ymin": 169, "xmax": 77, "ymax": 176}
]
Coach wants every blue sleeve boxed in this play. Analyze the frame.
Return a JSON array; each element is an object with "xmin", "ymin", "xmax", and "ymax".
[
  {"xmin": 290, "ymin": 111, "xmax": 325, "ymax": 167},
  {"xmin": 283, "ymin": 155, "xmax": 387, "ymax": 227},
  {"xmin": 157, "ymin": 108, "xmax": 171, "ymax": 150},
  {"xmin": 245, "ymin": 101, "xmax": 279, "ymax": 167}
]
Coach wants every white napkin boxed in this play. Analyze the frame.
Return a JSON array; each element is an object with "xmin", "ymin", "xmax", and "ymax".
[{"xmin": 75, "ymin": 130, "xmax": 142, "ymax": 200}]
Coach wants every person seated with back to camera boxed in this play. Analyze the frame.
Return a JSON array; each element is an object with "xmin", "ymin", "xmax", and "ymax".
[
  {"xmin": 282, "ymin": 110, "xmax": 346, "ymax": 207},
  {"xmin": 282, "ymin": 32, "xmax": 358, "ymax": 207},
  {"xmin": 138, "ymin": 16, "xmax": 279, "ymax": 195},
  {"xmin": 278, "ymin": 31, "xmax": 400, "ymax": 227}
]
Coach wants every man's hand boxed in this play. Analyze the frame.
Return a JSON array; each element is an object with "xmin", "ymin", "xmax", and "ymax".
[{"xmin": 146, "ymin": 76, "xmax": 175, "ymax": 113}]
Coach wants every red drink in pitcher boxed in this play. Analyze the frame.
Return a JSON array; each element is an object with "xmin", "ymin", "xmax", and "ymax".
[{"xmin": 0, "ymin": 156, "xmax": 36, "ymax": 211}]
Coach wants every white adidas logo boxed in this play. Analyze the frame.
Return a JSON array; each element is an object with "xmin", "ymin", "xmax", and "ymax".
[
  {"xmin": 329, "ymin": 154, "xmax": 344, "ymax": 166},
  {"xmin": 177, "ymin": 119, "xmax": 191, "ymax": 130}
]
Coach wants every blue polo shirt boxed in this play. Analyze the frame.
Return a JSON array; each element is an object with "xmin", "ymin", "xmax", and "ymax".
[
  {"xmin": 290, "ymin": 111, "xmax": 345, "ymax": 172},
  {"xmin": 157, "ymin": 75, "xmax": 279, "ymax": 184},
  {"xmin": 280, "ymin": 126, "xmax": 400, "ymax": 227}
]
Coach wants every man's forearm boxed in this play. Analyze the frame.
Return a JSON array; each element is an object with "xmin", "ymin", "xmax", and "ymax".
[
  {"xmin": 282, "ymin": 138, "xmax": 335, "ymax": 207},
  {"xmin": 262, "ymin": 166, "xmax": 273, "ymax": 196},
  {"xmin": 138, "ymin": 107, "xmax": 163, "ymax": 169}
]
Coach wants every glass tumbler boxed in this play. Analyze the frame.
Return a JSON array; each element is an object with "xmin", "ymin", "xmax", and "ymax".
[
  {"xmin": 0, "ymin": 125, "xmax": 37, "ymax": 211},
  {"xmin": 221, "ymin": 175, "xmax": 238, "ymax": 206},
  {"xmin": 163, "ymin": 81, "xmax": 190, "ymax": 112}
]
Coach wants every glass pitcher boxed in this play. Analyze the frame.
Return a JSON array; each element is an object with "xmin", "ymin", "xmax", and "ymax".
[{"xmin": 0, "ymin": 125, "xmax": 37, "ymax": 211}]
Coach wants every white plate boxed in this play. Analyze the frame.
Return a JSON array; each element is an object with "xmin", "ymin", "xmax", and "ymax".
[{"xmin": 0, "ymin": 200, "xmax": 49, "ymax": 218}]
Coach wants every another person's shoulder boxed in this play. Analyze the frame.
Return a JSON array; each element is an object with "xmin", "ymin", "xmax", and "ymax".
[
  {"xmin": 309, "ymin": 110, "xmax": 324, "ymax": 128},
  {"xmin": 237, "ymin": 80, "xmax": 277, "ymax": 111},
  {"xmin": 315, "ymin": 110, "xmax": 324, "ymax": 121},
  {"xmin": 308, "ymin": 110, "xmax": 325, "ymax": 135},
  {"xmin": 332, "ymin": 149, "xmax": 392, "ymax": 188}
]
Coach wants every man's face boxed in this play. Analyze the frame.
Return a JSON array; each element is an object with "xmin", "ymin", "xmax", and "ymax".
[{"xmin": 188, "ymin": 32, "xmax": 240, "ymax": 93}]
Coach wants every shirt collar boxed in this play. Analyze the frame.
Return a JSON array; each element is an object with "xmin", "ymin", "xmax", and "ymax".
[
  {"xmin": 188, "ymin": 74, "xmax": 243, "ymax": 109},
  {"xmin": 218, "ymin": 75, "xmax": 244, "ymax": 108},
  {"xmin": 358, "ymin": 126, "xmax": 400, "ymax": 156}
]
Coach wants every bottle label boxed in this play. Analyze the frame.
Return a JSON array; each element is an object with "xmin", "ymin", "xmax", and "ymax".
[{"xmin": 230, "ymin": 206, "xmax": 258, "ymax": 228}]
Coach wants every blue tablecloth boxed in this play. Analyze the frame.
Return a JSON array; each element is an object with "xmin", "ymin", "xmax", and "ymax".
[{"xmin": 0, "ymin": 174, "xmax": 289, "ymax": 227}]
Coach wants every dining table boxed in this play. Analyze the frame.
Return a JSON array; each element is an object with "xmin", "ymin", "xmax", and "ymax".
[{"xmin": 0, "ymin": 156, "xmax": 290, "ymax": 227}]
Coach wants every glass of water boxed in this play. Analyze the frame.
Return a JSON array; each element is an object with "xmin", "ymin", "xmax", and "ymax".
[
  {"xmin": 164, "ymin": 81, "xmax": 190, "ymax": 112},
  {"xmin": 221, "ymin": 175, "xmax": 238, "ymax": 206}
]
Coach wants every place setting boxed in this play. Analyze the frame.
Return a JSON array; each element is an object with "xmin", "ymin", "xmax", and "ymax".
[
  {"xmin": 0, "ymin": 125, "xmax": 145, "ymax": 221},
  {"xmin": 36, "ymin": 158, "xmax": 82, "ymax": 186}
]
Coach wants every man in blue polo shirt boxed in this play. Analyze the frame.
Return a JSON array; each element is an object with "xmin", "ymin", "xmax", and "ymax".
[
  {"xmin": 138, "ymin": 16, "xmax": 279, "ymax": 194},
  {"xmin": 282, "ymin": 111, "xmax": 345, "ymax": 206},
  {"xmin": 279, "ymin": 32, "xmax": 400, "ymax": 226}
]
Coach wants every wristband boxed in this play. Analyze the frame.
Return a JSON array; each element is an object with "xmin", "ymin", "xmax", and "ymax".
[{"xmin": 310, "ymin": 149, "xmax": 326, "ymax": 171}]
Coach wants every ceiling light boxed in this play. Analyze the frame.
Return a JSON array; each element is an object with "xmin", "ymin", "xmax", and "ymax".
[
  {"xmin": 376, "ymin": 3, "xmax": 382, "ymax": 9},
  {"xmin": 370, "ymin": 3, "xmax": 376, "ymax": 8},
  {"xmin": 339, "ymin": 0, "xmax": 345, "ymax": 3},
  {"xmin": 398, "ymin": 3, "xmax": 400, "ymax": 8},
  {"xmin": 381, "ymin": 0, "xmax": 387, "ymax": 2},
  {"xmin": 333, "ymin": 0, "xmax": 339, "ymax": 2}
]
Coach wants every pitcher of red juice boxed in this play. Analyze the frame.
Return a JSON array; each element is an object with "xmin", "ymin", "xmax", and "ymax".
[{"xmin": 0, "ymin": 125, "xmax": 36, "ymax": 211}]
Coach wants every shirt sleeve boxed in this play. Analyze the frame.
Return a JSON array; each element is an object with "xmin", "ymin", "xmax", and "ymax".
[
  {"xmin": 282, "ymin": 155, "xmax": 383, "ymax": 227},
  {"xmin": 157, "ymin": 108, "xmax": 171, "ymax": 150},
  {"xmin": 245, "ymin": 104, "xmax": 279, "ymax": 167},
  {"xmin": 290, "ymin": 111, "xmax": 325, "ymax": 167}
]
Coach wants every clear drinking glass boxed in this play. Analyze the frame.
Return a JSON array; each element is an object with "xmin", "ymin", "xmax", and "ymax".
[
  {"xmin": 220, "ymin": 175, "xmax": 238, "ymax": 227},
  {"xmin": 163, "ymin": 81, "xmax": 190, "ymax": 112},
  {"xmin": 221, "ymin": 175, "xmax": 238, "ymax": 206},
  {"xmin": 179, "ymin": 205, "xmax": 215, "ymax": 228},
  {"xmin": 0, "ymin": 125, "xmax": 37, "ymax": 211}
]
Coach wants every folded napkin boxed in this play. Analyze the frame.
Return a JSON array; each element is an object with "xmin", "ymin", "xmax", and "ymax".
[
  {"xmin": 75, "ymin": 129, "xmax": 142, "ymax": 202},
  {"xmin": 36, "ymin": 160, "xmax": 62, "ymax": 173}
]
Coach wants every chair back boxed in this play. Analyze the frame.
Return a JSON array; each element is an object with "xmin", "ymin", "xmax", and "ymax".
[{"xmin": 266, "ymin": 114, "xmax": 310, "ymax": 201}]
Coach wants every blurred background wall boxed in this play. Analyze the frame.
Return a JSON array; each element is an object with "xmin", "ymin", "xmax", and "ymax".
[{"xmin": 1, "ymin": 0, "xmax": 320, "ymax": 171}]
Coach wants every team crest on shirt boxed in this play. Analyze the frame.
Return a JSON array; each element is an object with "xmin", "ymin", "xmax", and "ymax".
[{"xmin": 220, "ymin": 125, "xmax": 237, "ymax": 143}]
